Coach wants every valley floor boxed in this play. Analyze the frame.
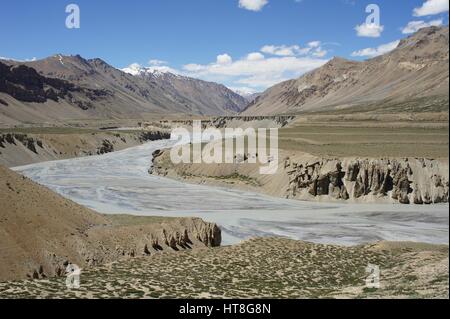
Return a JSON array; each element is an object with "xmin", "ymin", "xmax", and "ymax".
[
  {"xmin": 1, "ymin": 115, "xmax": 448, "ymax": 299},
  {"xmin": 0, "ymin": 238, "xmax": 447, "ymax": 299}
]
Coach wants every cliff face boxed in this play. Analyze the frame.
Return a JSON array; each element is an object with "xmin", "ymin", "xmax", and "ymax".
[
  {"xmin": 151, "ymin": 147, "xmax": 449, "ymax": 205},
  {"xmin": 285, "ymin": 158, "xmax": 449, "ymax": 204},
  {"xmin": 49, "ymin": 217, "xmax": 222, "ymax": 278},
  {"xmin": 15, "ymin": 217, "xmax": 222, "ymax": 282}
]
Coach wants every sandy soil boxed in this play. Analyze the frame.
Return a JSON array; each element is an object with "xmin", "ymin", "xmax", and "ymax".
[{"xmin": 0, "ymin": 238, "xmax": 447, "ymax": 299}]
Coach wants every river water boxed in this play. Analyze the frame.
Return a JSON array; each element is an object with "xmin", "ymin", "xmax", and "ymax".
[{"xmin": 12, "ymin": 139, "xmax": 449, "ymax": 246}]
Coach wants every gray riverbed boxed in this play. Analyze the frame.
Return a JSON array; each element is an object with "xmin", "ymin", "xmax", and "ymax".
[{"xmin": 13, "ymin": 139, "xmax": 449, "ymax": 246}]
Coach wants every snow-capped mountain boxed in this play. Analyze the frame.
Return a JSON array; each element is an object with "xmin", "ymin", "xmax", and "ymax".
[
  {"xmin": 0, "ymin": 54, "xmax": 249, "ymax": 123},
  {"xmin": 122, "ymin": 63, "xmax": 248, "ymax": 114},
  {"xmin": 231, "ymin": 89, "xmax": 262, "ymax": 103},
  {"xmin": 121, "ymin": 63, "xmax": 176, "ymax": 77}
]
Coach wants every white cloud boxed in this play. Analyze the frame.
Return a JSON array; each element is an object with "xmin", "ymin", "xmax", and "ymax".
[
  {"xmin": 179, "ymin": 40, "xmax": 330, "ymax": 90},
  {"xmin": 124, "ymin": 54, "xmax": 327, "ymax": 91},
  {"xmin": 123, "ymin": 40, "xmax": 328, "ymax": 91},
  {"xmin": 238, "ymin": 0, "xmax": 268, "ymax": 12},
  {"xmin": 413, "ymin": 0, "xmax": 449, "ymax": 16},
  {"xmin": 182, "ymin": 54, "xmax": 327, "ymax": 90},
  {"xmin": 260, "ymin": 41, "xmax": 322, "ymax": 57},
  {"xmin": 308, "ymin": 41, "xmax": 321, "ymax": 48},
  {"xmin": 148, "ymin": 59, "xmax": 168, "ymax": 66},
  {"xmin": 246, "ymin": 52, "xmax": 265, "ymax": 61},
  {"xmin": 216, "ymin": 53, "xmax": 233, "ymax": 65},
  {"xmin": 183, "ymin": 63, "xmax": 206, "ymax": 72},
  {"xmin": 0, "ymin": 56, "xmax": 37, "ymax": 62},
  {"xmin": 313, "ymin": 48, "xmax": 328, "ymax": 58},
  {"xmin": 402, "ymin": 19, "xmax": 444, "ymax": 34},
  {"xmin": 261, "ymin": 45, "xmax": 299, "ymax": 56},
  {"xmin": 351, "ymin": 40, "xmax": 400, "ymax": 58},
  {"xmin": 355, "ymin": 23, "xmax": 384, "ymax": 37}
]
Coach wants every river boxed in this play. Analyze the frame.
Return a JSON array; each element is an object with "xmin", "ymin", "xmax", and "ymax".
[{"xmin": 12, "ymin": 139, "xmax": 449, "ymax": 246}]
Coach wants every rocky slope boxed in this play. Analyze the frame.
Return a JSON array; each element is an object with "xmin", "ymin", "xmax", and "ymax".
[
  {"xmin": 0, "ymin": 61, "xmax": 108, "ymax": 108},
  {"xmin": 0, "ymin": 165, "xmax": 221, "ymax": 282},
  {"xmin": 0, "ymin": 54, "xmax": 247, "ymax": 125},
  {"xmin": 244, "ymin": 26, "xmax": 449, "ymax": 115},
  {"xmin": 124, "ymin": 65, "xmax": 247, "ymax": 114}
]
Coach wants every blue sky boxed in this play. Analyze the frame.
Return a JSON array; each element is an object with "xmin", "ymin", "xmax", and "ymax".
[{"xmin": 0, "ymin": 0, "xmax": 448, "ymax": 92}]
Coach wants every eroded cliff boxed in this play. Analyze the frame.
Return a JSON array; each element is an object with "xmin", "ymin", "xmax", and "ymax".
[
  {"xmin": 285, "ymin": 158, "xmax": 448, "ymax": 204},
  {"xmin": 151, "ymin": 148, "xmax": 449, "ymax": 205}
]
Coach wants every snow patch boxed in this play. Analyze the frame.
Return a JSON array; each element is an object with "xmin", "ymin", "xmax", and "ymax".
[{"xmin": 58, "ymin": 55, "xmax": 65, "ymax": 66}]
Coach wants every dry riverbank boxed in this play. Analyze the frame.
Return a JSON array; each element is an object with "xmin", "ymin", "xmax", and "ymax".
[
  {"xmin": 152, "ymin": 149, "xmax": 449, "ymax": 205},
  {"xmin": 151, "ymin": 117, "xmax": 449, "ymax": 205},
  {"xmin": 0, "ymin": 127, "xmax": 170, "ymax": 167}
]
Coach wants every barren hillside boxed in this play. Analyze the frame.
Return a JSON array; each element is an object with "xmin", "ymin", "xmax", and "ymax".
[
  {"xmin": 0, "ymin": 165, "xmax": 221, "ymax": 282},
  {"xmin": 244, "ymin": 26, "xmax": 449, "ymax": 115},
  {"xmin": 0, "ymin": 55, "xmax": 247, "ymax": 125}
]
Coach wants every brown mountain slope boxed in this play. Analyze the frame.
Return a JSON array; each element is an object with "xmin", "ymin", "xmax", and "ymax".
[
  {"xmin": 0, "ymin": 164, "xmax": 107, "ymax": 281},
  {"xmin": 147, "ymin": 72, "xmax": 247, "ymax": 114},
  {"xmin": 126, "ymin": 66, "xmax": 247, "ymax": 114},
  {"xmin": 243, "ymin": 26, "xmax": 449, "ymax": 115},
  {"xmin": 0, "ymin": 55, "xmax": 247, "ymax": 125},
  {"xmin": 25, "ymin": 55, "xmax": 247, "ymax": 115},
  {"xmin": 0, "ymin": 165, "xmax": 221, "ymax": 281}
]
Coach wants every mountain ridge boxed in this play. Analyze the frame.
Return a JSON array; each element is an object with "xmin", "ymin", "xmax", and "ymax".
[
  {"xmin": 243, "ymin": 26, "xmax": 449, "ymax": 115},
  {"xmin": 0, "ymin": 54, "xmax": 248, "ymax": 125},
  {"xmin": 121, "ymin": 63, "xmax": 247, "ymax": 114}
]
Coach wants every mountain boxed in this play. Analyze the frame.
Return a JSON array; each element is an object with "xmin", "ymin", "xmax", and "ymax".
[
  {"xmin": 243, "ymin": 26, "xmax": 449, "ymax": 115},
  {"xmin": 231, "ymin": 89, "xmax": 262, "ymax": 104},
  {"xmin": 0, "ymin": 54, "xmax": 247, "ymax": 125},
  {"xmin": 122, "ymin": 64, "xmax": 247, "ymax": 114}
]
